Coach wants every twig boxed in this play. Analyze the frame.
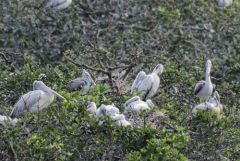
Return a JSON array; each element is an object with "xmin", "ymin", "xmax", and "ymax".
[{"xmin": 8, "ymin": 140, "xmax": 18, "ymax": 161}]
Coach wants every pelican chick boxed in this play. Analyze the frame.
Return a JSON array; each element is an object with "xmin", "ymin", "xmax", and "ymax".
[
  {"xmin": 217, "ymin": 0, "xmax": 233, "ymax": 8},
  {"xmin": 46, "ymin": 0, "xmax": 72, "ymax": 10},
  {"xmin": 194, "ymin": 60, "xmax": 213, "ymax": 101},
  {"xmin": 0, "ymin": 115, "xmax": 18, "ymax": 127},
  {"xmin": 86, "ymin": 101, "xmax": 97, "ymax": 115},
  {"xmin": 192, "ymin": 91, "xmax": 223, "ymax": 116},
  {"xmin": 96, "ymin": 104, "xmax": 120, "ymax": 117},
  {"xmin": 10, "ymin": 81, "xmax": 65, "ymax": 118},
  {"xmin": 110, "ymin": 114, "xmax": 132, "ymax": 127},
  {"xmin": 124, "ymin": 96, "xmax": 154, "ymax": 114},
  {"xmin": 66, "ymin": 69, "xmax": 95, "ymax": 94},
  {"xmin": 131, "ymin": 64, "xmax": 164, "ymax": 100}
]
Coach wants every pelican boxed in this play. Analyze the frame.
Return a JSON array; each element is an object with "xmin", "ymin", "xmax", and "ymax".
[
  {"xmin": 124, "ymin": 96, "xmax": 154, "ymax": 113},
  {"xmin": 110, "ymin": 114, "xmax": 132, "ymax": 127},
  {"xmin": 45, "ymin": 0, "xmax": 72, "ymax": 10},
  {"xmin": 194, "ymin": 60, "xmax": 213, "ymax": 101},
  {"xmin": 192, "ymin": 91, "xmax": 223, "ymax": 116},
  {"xmin": 86, "ymin": 101, "xmax": 97, "ymax": 115},
  {"xmin": 66, "ymin": 69, "xmax": 95, "ymax": 94},
  {"xmin": 10, "ymin": 81, "xmax": 65, "ymax": 118},
  {"xmin": 0, "ymin": 115, "xmax": 18, "ymax": 127},
  {"xmin": 95, "ymin": 104, "xmax": 120, "ymax": 117},
  {"xmin": 131, "ymin": 64, "xmax": 164, "ymax": 100},
  {"xmin": 217, "ymin": 0, "xmax": 233, "ymax": 8}
]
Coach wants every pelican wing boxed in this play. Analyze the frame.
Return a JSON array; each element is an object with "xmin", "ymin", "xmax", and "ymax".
[
  {"xmin": 66, "ymin": 78, "xmax": 86, "ymax": 91},
  {"xmin": 10, "ymin": 90, "xmax": 46, "ymax": 118},
  {"xmin": 137, "ymin": 75, "xmax": 154, "ymax": 99},
  {"xmin": 131, "ymin": 71, "xmax": 147, "ymax": 94},
  {"xmin": 194, "ymin": 80, "xmax": 205, "ymax": 95},
  {"xmin": 46, "ymin": 0, "xmax": 67, "ymax": 8}
]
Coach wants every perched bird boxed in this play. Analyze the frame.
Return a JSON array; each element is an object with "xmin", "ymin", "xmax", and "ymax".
[
  {"xmin": 86, "ymin": 101, "xmax": 97, "ymax": 115},
  {"xmin": 194, "ymin": 60, "xmax": 213, "ymax": 101},
  {"xmin": 131, "ymin": 64, "xmax": 164, "ymax": 100},
  {"xmin": 45, "ymin": 0, "xmax": 72, "ymax": 10},
  {"xmin": 95, "ymin": 104, "xmax": 120, "ymax": 117},
  {"xmin": 0, "ymin": 115, "xmax": 18, "ymax": 127},
  {"xmin": 192, "ymin": 91, "xmax": 223, "ymax": 116},
  {"xmin": 10, "ymin": 81, "xmax": 65, "ymax": 118},
  {"xmin": 66, "ymin": 69, "xmax": 95, "ymax": 94},
  {"xmin": 110, "ymin": 114, "xmax": 132, "ymax": 127},
  {"xmin": 217, "ymin": 0, "xmax": 233, "ymax": 8},
  {"xmin": 124, "ymin": 96, "xmax": 154, "ymax": 113}
]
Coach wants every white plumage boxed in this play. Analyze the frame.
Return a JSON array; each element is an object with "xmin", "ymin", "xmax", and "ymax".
[
  {"xmin": 46, "ymin": 0, "xmax": 72, "ymax": 10},
  {"xmin": 217, "ymin": 0, "xmax": 233, "ymax": 8},
  {"xmin": 110, "ymin": 114, "xmax": 131, "ymax": 127},
  {"xmin": 124, "ymin": 96, "xmax": 154, "ymax": 113},
  {"xmin": 131, "ymin": 64, "xmax": 164, "ymax": 99},
  {"xmin": 86, "ymin": 101, "xmax": 97, "ymax": 115},
  {"xmin": 10, "ymin": 81, "xmax": 65, "ymax": 118},
  {"xmin": 194, "ymin": 60, "xmax": 213, "ymax": 101},
  {"xmin": 0, "ymin": 115, "xmax": 18, "ymax": 127},
  {"xmin": 95, "ymin": 104, "xmax": 120, "ymax": 117},
  {"xmin": 192, "ymin": 91, "xmax": 223, "ymax": 116}
]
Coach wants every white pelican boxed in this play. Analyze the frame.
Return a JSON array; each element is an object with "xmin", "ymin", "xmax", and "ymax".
[
  {"xmin": 192, "ymin": 91, "xmax": 223, "ymax": 116},
  {"xmin": 66, "ymin": 69, "xmax": 95, "ymax": 94},
  {"xmin": 95, "ymin": 104, "xmax": 120, "ymax": 117},
  {"xmin": 46, "ymin": 0, "xmax": 72, "ymax": 10},
  {"xmin": 86, "ymin": 101, "xmax": 97, "ymax": 115},
  {"xmin": 0, "ymin": 115, "xmax": 18, "ymax": 127},
  {"xmin": 217, "ymin": 0, "xmax": 233, "ymax": 8},
  {"xmin": 194, "ymin": 60, "xmax": 213, "ymax": 101},
  {"xmin": 110, "ymin": 114, "xmax": 132, "ymax": 127},
  {"xmin": 124, "ymin": 96, "xmax": 154, "ymax": 113},
  {"xmin": 131, "ymin": 64, "xmax": 164, "ymax": 100},
  {"xmin": 10, "ymin": 81, "xmax": 65, "ymax": 118}
]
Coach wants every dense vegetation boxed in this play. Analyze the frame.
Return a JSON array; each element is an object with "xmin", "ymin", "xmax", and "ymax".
[{"xmin": 0, "ymin": 0, "xmax": 240, "ymax": 160}]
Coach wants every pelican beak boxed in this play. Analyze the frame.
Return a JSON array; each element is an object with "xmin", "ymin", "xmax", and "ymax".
[{"xmin": 51, "ymin": 89, "xmax": 65, "ymax": 100}]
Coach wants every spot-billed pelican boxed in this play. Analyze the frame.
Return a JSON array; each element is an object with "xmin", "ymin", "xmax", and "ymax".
[
  {"xmin": 131, "ymin": 64, "xmax": 164, "ymax": 100},
  {"xmin": 95, "ymin": 104, "xmax": 120, "ymax": 117},
  {"xmin": 194, "ymin": 60, "xmax": 213, "ymax": 101},
  {"xmin": 217, "ymin": 0, "xmax": 233, "ymax": 8},
  {"xmin": 86, "ymin": 101, "xmax": 97, "ymax": 115},
  {"xmin": 110, "ymin": 114, "xmax": 132, "ymax": 127},
  {"xmin": 10, "ymin": 81, "xmax": 65, "ymax": 118},
  {"xmin": 0, "ymin": 115, "xmax": 18, "ymax": 127},
  {"xmin": 66, "ymin": 69, "xmax": 95, "ymax": 94},
  {"xmin": 46, "ymin": 0, "xmax": 72, "ymax": 10},
  {"xmin": 192, "ymin": 91, "xmax": 223, "ymax": 116},
  {"xmin": 124, "ymin": 96, "xmax": 154, "ymax": 113}
]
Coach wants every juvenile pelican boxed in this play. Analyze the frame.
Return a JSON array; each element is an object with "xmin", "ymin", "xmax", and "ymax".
[
  {"xmin": 131, "ymin": 64, "xmax": 164, "ymax": 100},
  {"xmin": 0, "ymin": 115, "xmax": 18, "ymax": 127},
  {"xmin": 95, "ymin": 104, "xmax": 120, "ymax": 117},
  {"xmin": 46, "ymin": 0, "xmax": 72, "ymax": 10},
  {"xmin": 66, "ymin": 69, "xmax": 95, "ymax": 94},
  {"xmin": 86, "ymin": 101, "xmax": 97, "ymax": 115},
  {"xmin": 10, "ymin": 81, "xmax": 65, "ymax": 118},
  {"xmin": 194, "ymin": 60, "xmax": 213, "ymax": 101},
  {"xmin": 217, "ymin": 0, "xmax": 233, "ymax": 8},
  {"xmin": 110, "ymin": 114, "xmax": 132, "ymax": 127},
  {"xmin": 192, "ymin": 91, "xmax": 223, "ymax": 116},
  {"xmin": 124, "ymin": 96, "xmax": 154, "ymax": 113}
]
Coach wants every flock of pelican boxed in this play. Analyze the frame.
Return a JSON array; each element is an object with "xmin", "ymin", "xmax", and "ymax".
[
  {"xmin": 0, "ymin": 59, "xmax": 224, "ymax": 128},
  {"xmin": 40, "ymin": 0, "xmax": 233, "ymax": 11}
]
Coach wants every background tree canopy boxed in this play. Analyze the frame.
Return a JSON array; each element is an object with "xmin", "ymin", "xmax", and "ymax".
[{"xmin": 0, "ymin": 0, "xmax": 240, "ymax": 160}]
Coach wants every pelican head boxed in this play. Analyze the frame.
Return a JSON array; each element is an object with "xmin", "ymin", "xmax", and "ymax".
[
  {"xmin": 153, "ymin": 64, "xmax": 164, "ymax": 76},
  {"xmin": 87, "ymin": 101, "xmax": 97, "ymax": 115},
  {"xmin": 111, "ymin": 114, "xmax": 125, "ymax": 121},
  {"xmin": 33, "ymin": 81, "xmax": 65, "ymax": 100},
  {"xmin": 37, "ymin": 73, "xmax": 47, "ymax": 81},
  {"xmin": 205, "ymin": 59, "xmax": 212, "ymax": 74},
  {"xmin": 82, "ymin": 69, "xmax": 95, "ymax": 85}
]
